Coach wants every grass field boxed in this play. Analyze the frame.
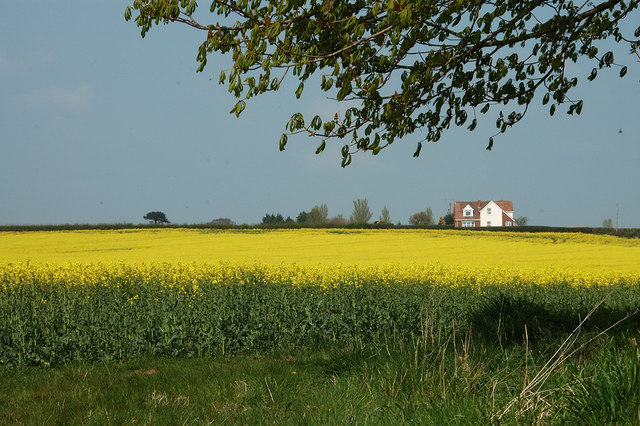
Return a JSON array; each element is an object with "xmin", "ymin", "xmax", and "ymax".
[
  {"xmin": 1, "ymin": 228, "xmax": 639, "ymax": 423},
  {"xmin": 2, "ymin": 336, "xmax": 638, "ymax": 424}
]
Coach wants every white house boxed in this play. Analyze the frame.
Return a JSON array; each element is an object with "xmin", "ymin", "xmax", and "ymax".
[{"xmin": 453, "ymin": 200, "xmax": 514, "ymax": 227}]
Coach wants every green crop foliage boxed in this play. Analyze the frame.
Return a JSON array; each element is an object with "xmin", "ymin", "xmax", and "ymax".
[{"xmin": 1, "ymin": 263, "xmax": 639, "ymax": 367}]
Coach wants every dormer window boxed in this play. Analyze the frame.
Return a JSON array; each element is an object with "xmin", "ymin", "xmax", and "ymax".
[{"xmin": 464, "ymin": 209, "xmax": 472, "ymax": 217}]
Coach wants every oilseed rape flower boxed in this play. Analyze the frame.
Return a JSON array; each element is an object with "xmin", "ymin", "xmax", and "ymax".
[{"xmin": 0, "ymin": 261, "xmax": 637, "ymax": 291}]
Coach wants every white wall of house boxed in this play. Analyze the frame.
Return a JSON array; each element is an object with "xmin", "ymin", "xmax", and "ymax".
[{"xmin": 480, "ymin": 201, "xmax": 504, "ymax": 226}]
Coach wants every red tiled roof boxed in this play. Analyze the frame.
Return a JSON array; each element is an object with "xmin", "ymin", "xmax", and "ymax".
[{"xmin": 495, "ymin": 200, "xmax": 513, "ymax": 212}]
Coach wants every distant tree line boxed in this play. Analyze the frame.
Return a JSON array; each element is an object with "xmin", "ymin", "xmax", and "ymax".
[
  {"xmin": 261, "ymin": 213, "xmax": 294, "ymax": 225},
  {"xmin": 144, "ymin": 205, "xmax": 524, "ymax": 228},
  {"xmin": 260, "ymin": 199, "xmax": 459, "ymax": 227},
  {"xmin": 7, "ymin": 224, "xmax": 637, "ymax": 237}
]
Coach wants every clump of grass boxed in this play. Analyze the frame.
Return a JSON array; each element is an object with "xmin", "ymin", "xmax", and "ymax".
[
  {"xmin": 563, "ymin": 338, "xmax": 640, "ymax": 424},
  {"xmin": 490, "ymin": 292, "xmax": 640, "ymax": 423}
]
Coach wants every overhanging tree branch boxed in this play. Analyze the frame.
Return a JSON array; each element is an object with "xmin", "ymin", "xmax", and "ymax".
[{"xmin": 126, "ymin": 0, "xmax": 640, "ymax": 166}]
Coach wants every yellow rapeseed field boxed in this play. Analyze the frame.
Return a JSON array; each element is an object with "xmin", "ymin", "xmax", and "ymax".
[
  {"xmin": 1, "ymin": 229, "xmax": 638, "ymax": 288},
  {"xmin": 1, "ymin": 228, "xmax": 638, "ymax": 270}
]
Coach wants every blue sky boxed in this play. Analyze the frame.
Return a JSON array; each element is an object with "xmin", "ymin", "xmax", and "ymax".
[{"xmin": 1, "ymin": 1, "xmax": 638, "ymax": 227}]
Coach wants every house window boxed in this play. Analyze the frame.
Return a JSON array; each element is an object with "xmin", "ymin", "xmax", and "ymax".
[
  {"xmin": 505, "ymin": 221, "xmax": 512, "ymax": 226},
  {"xmin": 486, "ymin": 221, "xmax": 491, "ymax": 227},
  {"xmin": 487, "ymin": 208, "xmax": 491, "ymax": 214},
  {"xmin": 464, "ymin": 209, "xmax": 472, "ymax": 217},
  {"xmin": 462, "ymin": 220, "xmax": 475, "ymax": 227}
]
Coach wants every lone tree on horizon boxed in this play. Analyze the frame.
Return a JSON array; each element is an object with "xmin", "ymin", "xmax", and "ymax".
[
  {"xmin": 144, "ymin": 211, "xmax": 170, "ymax": 224},
  {"xmin": 126, "ymin": 0, "xmax": 639, "ymax": 166}
]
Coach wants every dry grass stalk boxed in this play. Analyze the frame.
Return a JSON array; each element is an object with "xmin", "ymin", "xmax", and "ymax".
[{"xmin": 492, "ymin": 292, "xmax": 626, "ymax": 422}]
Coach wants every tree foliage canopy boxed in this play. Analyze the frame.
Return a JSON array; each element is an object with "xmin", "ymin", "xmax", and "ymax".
[
  {"xmin": 379, "ymin": 205, "xmax": 391, "ymax": 223},
  {"xmin": 143, "ymin": 211, "xmax": 170, "ymax": 224},
  {"xmin": 409, "ymin": 208, "xmax": 434, "ymax": 225},
  {"xmin": 296, "ymin": 204, "xmax": 329, "ymax": 224},
  {"xmin": 444, "ymin": 211, "xmax": 455, "ymax": 225},
  {"xmin": 602, "ymin": 217, "xmax": 614, "ymax": 228},
  {"xmin": 351, "ymin": 198, "xmax": 373, "ymax": 224},
  {"xmin": 308, "ymin": 203, "xmax": 329, "ymax": 223},
  {"xmin": 262, "ymin": 212, "xmax": 286, "ymax": 224},
  {"xmin": 126, "ymin": 0, "xmax": 639, "ymax": 165},
  {"xmin": 514, "ymin": 215, "xmax": 529, "ymax": 226}
]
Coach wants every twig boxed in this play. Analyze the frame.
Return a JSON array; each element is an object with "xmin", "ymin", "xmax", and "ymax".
[{"xmin": 264, "ymin": 377, "xmax": 274, "ymax": 403}]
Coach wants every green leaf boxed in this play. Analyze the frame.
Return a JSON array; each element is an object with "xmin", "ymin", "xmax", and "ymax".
[
  {"xmin": 323, "ymin": 120, "xmax": 336, "ymax": 135},
  {"xmin": 486, "ymin": 137, "xmax": 493, "ymax": 151},
  {"xmin": 413, "ymin": 142, "xmax": 422, "ymax": 157},
  {"xmin": 336, "ymin": 86, "xmax": 349, "ymax": 101},
  {"xmin": 287, "ymin": 112, "xmax": 305, "ymax": 131},
  {"xmin": 341, "ymin": 153, "xmax": 352, "ymax": 168},
  {"xmin": 268, "ymin": 23, "xmax": 281, "ymax": 41},
  {"xmin": 588, "ymin": 68, "xmax": 597, "ymax": 81},
  {"xmin": 124, "ymin": 6, "xmax": 132, "ymax": 21},
  {"xmin": 295, "ymin": 82, "xmax": 304, "ymax": 99},
  {"xmin": 620, "ymin": 66, "xmax": 627, "ymax": 77},
  {"xmin": 230, "ymin": 100, "xmax": 246, "ymax": 117},
  {"xmin": 543, "ymin": 93, "xmax": 550, "ymax": 105},
  {"xmin": 455, "ymin": 110, "xmax": 467, "ymax": 126},
  {"xmin": 279, "ymin": 134, "xmax": 288, "ymax": 151},
  {"xmin": 550, "ymin": 104, "xmax": 556, "ymax": 116},
  {"xmin": 228, "ymin": 74, "xmax": 238, "ymax": 93},
  {"xmin": 315, "ymin": 140, "xmax": 326, "ymax": 154},
  {"xmin": 310, "ymin": 115, "xmax": 322, "ymax": 130}
]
